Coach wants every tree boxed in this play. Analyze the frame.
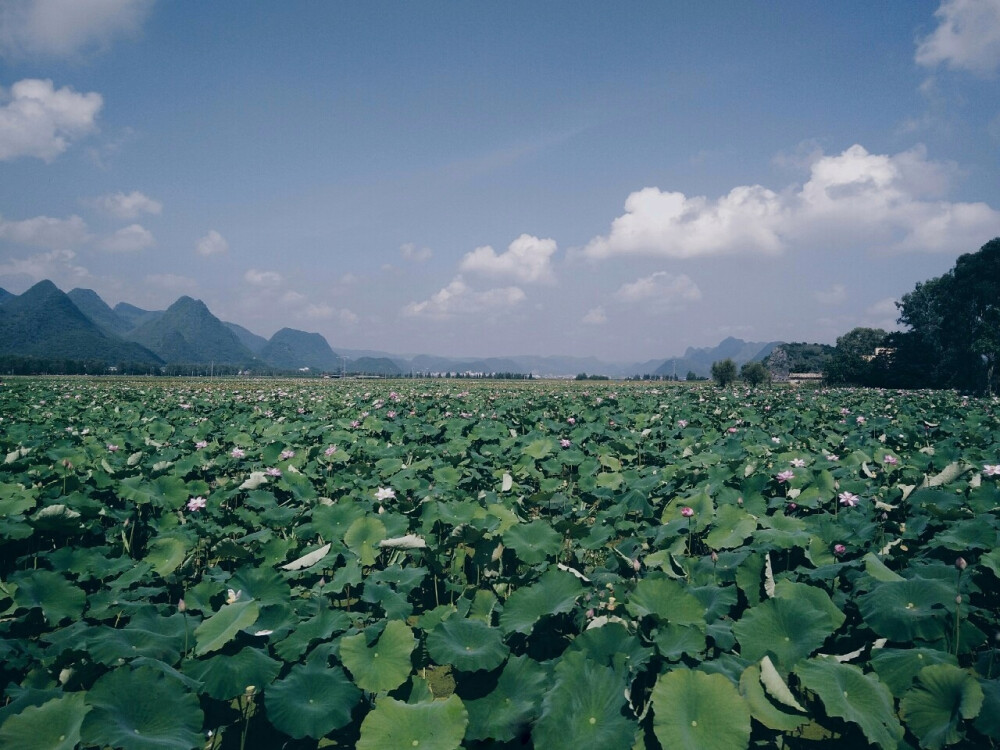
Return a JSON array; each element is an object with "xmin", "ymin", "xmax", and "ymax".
[
  {"xmin": 710, "ymin": 358, "xmax": 738, "ymax": 387},
  {"xmin": 824, "ymin": 327, "xmax": 887, "ymax": 385},
  {"xmin": 740, "ymin": 361, "xmax": 771, "ymax": 387}
]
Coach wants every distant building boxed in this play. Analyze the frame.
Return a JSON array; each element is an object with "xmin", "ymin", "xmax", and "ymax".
[{"xmin": 788, "ymin": 372, "xmax": 824, "ymax": 385}]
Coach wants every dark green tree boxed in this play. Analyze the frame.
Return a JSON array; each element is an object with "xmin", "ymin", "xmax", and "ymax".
[
  {"xmin": 710, "ymin": 358, "xmax": 738, "ymax": 387},
  {"xmin": 740, "ymin": 360, "xmax": 771, "ymax": 387},
  {"xmin": 824, "ymin": 327, "xmax": 887, "ymax": 385}
]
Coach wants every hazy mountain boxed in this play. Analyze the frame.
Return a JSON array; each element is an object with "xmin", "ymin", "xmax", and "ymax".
[
  {"xmin": 114, "ymin": 302, "xmax": 163, "ymax": 330},
  {"xmin": 68, "ymin": 288, "xmax": 132, "ymax": 336},
  {"xmin": 260, "ymin": 328, "xmax": 339, "ymax": 371},
  {"xmin": 225, "ymin": 322, "xmax": 269, "ymax": 354},
  {"xmin": 0, "ymin": 287, "xmax": 12, "ymax": 305},
  {"xmin": 0, "ymin": 281, "xmax": 161, "ymax": 363},
  {"xmin": 654, "ymin": 337, "xmax": 782, "ymax": 378},
  {"xmin": 127, "ymin": 296, "xmax": 255, "ymax": 365},
  {"xmin": 350, "ymin": 356, "xmax": 402, "ymax": 376}
]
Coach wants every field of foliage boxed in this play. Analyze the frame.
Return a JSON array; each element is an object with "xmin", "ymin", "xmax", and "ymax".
[{"xmin": 1, "ymin": 376, "xmax": 999, "ymax": 749}]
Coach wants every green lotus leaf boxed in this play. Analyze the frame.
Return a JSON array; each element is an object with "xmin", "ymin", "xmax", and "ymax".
[
  {"xmin": 264, "ymin": 662, "xmax": 360, "ymax": 739},
  {"xmin": 653, "ymin": 624, "xmax": 707, "ymax": 661},
  {"xmin": 357, "ymin": 694, "xmax": 468, "ymax": 750},
  {"xmin": 227, "ymin": 565, "xmax": 290, "ymax": 606},
  {"xmin": 706, "ymin": 504, "xmax": 757, "ymax": 550},
  {"xmin": 900, "ymin": 664, "xmax": 984, "ymax": 750},
  {"xmin": 795, "ymin": 658, "xmax": 903, "ymax": 750},
  {"xmin": 273, "ymin": 605, "xmax": 352, "ymax": 661},
  {"xmin": 80, "ymin": 666, "xmax": 203, "ymax": 750},
  {"xmin": 931, "ymin": 519, "xmax": 997, "ymax": 550},
  {"xmin": 10, "ymin": 569, "xmax": 85, "ymax": 624},
  {"xmin": 532, "ymin": 651, "xmax": 636, "ymax": 750},
  {"xmin": 344, "ymin": 516, "xmax": 387, "ymax": 566},
  {"xmin": 974, "ymin": 678, "xmax": 1000, "ymax": 739},
  {"xmin": 426, "ymin": 617, "xmax": 508, "ymax": 672},
  {"xmin": 733, "ymin": 597, "xmax": 835, "ymax": 669},
  {"xmin": 773, "ymin": 580, "xmax": 845, "ymax": 633},
  {"xmin": 738, "ymin": 664, "xmax": 809, "ymax": 732},
  {"xmin": 567, "ymin": 622, "xmax": 654, "ymax": 676},
  {"xmin": 522, "ymin": 439, "xmax": 553, "ymax": 460},
  {"xmin": 85, "ymin": 607, "xmax": 187, "ymax": 665},
  {"xmin": 651, "ymin": 667, "xmax": 751, "ymax": 750},
  {"xmin": 498, "ymin": 568, "xmax": 584, "ymax": 635},
  {"xmin": 340, "ymin": 619, "xmax": 415, "ymax": 692},
  {"xmin": 0, "ymin": 482, "xmax": 36, "ymax": 516},
  {"xmin": 689, "ymin": 584, "xmax": 738, "ymax": 622},
  {"xmin": 0, "ymin": 693, "xmax": 89, "ymax": 750},
  {"xmin": 624, "ymin": 576, "xmax": 705, "ymax": 627},
  {"xmin": 502, "ymin": 520, "xmax": 562, "ymax": 564},
  {"xmin": 857, "ymin": 578, "xmax": 953, "ymax": 642},
  {"xmin": 465, "ymin": 655, "xmax": 551, "ymax": 742},
  {"xmin": 143, "ymin": 533, "xmax": 190, "ymax": 577},
  {"xmin": 182, "ymin": 646, "xmax": 281, "ymax": 700},
  {"xmin": 193, "ymin": 597, "xmax": 260, "ymax": 656},
  {"xmin": 870, "ymin": 647, "xmax": 958, "ymax": 697},
  {"xmin": 117, "ymin": 475, "xmax": 188, "ymax": 509}
]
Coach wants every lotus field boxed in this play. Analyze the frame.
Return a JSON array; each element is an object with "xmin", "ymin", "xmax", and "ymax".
[{"xmin": 2, "ymin": 377, "xmax": 1000, "ymax": 749}]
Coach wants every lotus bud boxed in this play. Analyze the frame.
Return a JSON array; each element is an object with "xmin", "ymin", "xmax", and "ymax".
[
  {"xmin": 177, "ymin": 598, "xmax": 186, "ymax": 613},
  {"xmin": 955, "ymin": 557, "xmax": 968, "ymax": 571},
  {"xmin": 956, "ymin": 595, "xmax": 963, "ymax": 605},
  {"xmin": 711, "ymin": 551, "xmax": 719, "ymax": 563}
]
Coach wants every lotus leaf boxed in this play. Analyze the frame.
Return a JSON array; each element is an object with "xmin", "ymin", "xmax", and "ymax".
[
  {"xmin": 426, "ymin": 616, "xmax": 508, "ymax": 672},
  {"xmin": 498, "ymin": 568, "xmax": 584, "ymax": 634},
  {"xmin": 0, "ymin": 693, "xmax": 89, "ymax": 750},
  {"xmin": 900, "ymin": 663, "xmax": 984, "ymax": 749},
  {"xmin": 193, "ymin": 597, "xmax": 260, "ymax": 656},
  {"xmin": 340, "ymin": 619, "xmax": 415, "ymax": 692},
  {"xmin": 651, "ymin": 667, "xmax": 751, "ymax": 750},
  {"xmin": 264, "ymin": 661, "xmax": 360, "ymax": 739},
  {"xmin": 465, "ymin": 654, "xmax": 550, "ymax": 741},
  {"xmin": 182, "ymin": 646, "xmax": 282, "ymax": 700},
  {"xmin": 733, "ymin": 597, "xmax": 835, "ymax": 668},
  {"xmin": 10, "ymin": 569, "xmax": 85, "ymax": 624},
  {"xmin": 502, "ymin": 519, "xmax": 563, "ymax": 564},
  {"xmin": 357, "ymin": 694, "xmax": 468, "ymax": 750},
  {"xmin": 857, "ymin": 578, "xmax": 953, "ymax": 642}
]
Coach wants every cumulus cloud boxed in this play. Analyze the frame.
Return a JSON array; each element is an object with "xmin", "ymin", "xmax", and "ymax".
[
  {"xmin": 403, "ymin": 276, "xmax": 526, "ymax": 319},
  {"xmin": 0, "ymin": 248, "xmax": 92, "ymax": 286},
  {"xmin": 916, "ymin": 0, "xmax": 1000, "ymax": 75},
  {"xmin": 582, "ymin": 306, "xmax": 607, "ymax": 325},
  {"xmin": 244, "ymin": 268, "xmax": 283, "ymax": 286},
  {"xmin": 615, "ymin": 271, "xmax": 702, "ymax": 305},
  {"xmin": 0, "ymin": 78, "xmax": 102, "ymax": 161},
  {"xmin": 94, "ymin": 190, "xmax": 161, "ymax": 219},
  {"xmin": 583, "ymin": 144, "xmax": 1000, "ymax": 259},
  {"xmin": 196, "ymin": 229, "xmax": 228, "ymax": 256},
  {"xmin": 400, "ymin": 242, "xmax": 432, "ymax": 262},
  {"xmin": 865, "ymin": 297, "xmax": 903, "ymax": 330},
  {"xmin": 0, "ymin": 213, "xmax": 89, "ymax": 248},
  {"xmin": 459, "ymin": 234, "xmax": 558, "ymax": 284},
  {"xmin": 815, "ymin": 283, "xmax": 848, "ymax": 305},
  {"xmin": 300, "ymin": 303, "xmax": 358, "ymax": 324},
  {"xmin": 0, "ymin": 0, "xmax": 155, "ymax": 59},
  {"xmin": 145, "ymin": 273, "xmax": 196, "ymax": 293},
  {"xmin": 99, "ymin": 223, "xmax": 153, "ymax": 252}
]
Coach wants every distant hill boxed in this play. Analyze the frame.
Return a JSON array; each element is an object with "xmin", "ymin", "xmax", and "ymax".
[
  {"xmin": 260, "ymin": 328, "xmax": 340, "ymax": 371},
  {"xmin": 127, "ymin": 296, "xmax": 255, "ymax": 365},
  {"xmin": 765, "ymin": 342, "xmax": 834, "ymax": 377},
  {"xmin": 114, "ymin": 302, "xmax": 163, "ymax": 330},
  {"xmin": 0, "ymin": 281, "xmax": 161, "ymax": 364},
  {"xmin": 225, "ymin": 322, "xmax": 269, "ymax": 354},
  {"xmin": 654, "ymin": 337, "xmax": 782, "ymax": 378},
  {"xmin": 68, "ymin": 288, "xmax": 132, "ymax": 336},
  {"xmin": 350, "ymin": 356, "xmax": 402, "ymax": 376},
  {"xmin": 0, "ymin": 287, "xmax": 12, "ymax": 305}
]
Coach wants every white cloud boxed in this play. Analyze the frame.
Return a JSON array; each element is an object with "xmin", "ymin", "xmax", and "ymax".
[
  {"xmin": 244, "ymin": 268, "xmax": 283, "ymax": 286},
  {"xmin": 400, "ymin": 242, "xmax": 432, "ymax": 262},
  {"xmin": 583, "ymin": 144, "xmax": 1000, "ymax": 259},
  {"xmin": 0, "ymin": 248, "xmax": 92, "ymax": 286},
  {"xmin": 865, "ymin": 297, "xmax": 903, "ymax": 330},
  {"xmin": 0, "ymin": 78, "xmax": 102, "ymax": 161},
  {"xmin": 916, "ymin": 0, "xmax": 1000, "ymax": 75},
  {"xmin": 403, "ymin": 276, "xmax": 526, "ymax": 319},
  {"xmin": 0, "ymin": 0, "xmax": 155, "ymax": 59},
  {"xmin": 196, "ymin": 229, "xmax": 228, "ymax": 256},
  {"xmin": 300, "ymin": 303, "xmax": 358, "ymax": 324},
  {"xmin": 459, "ymin": 234, "xmax": 558, "ymax": 284},
  {"xmin": 99, "ymin": 223, "xmax": 153, "ymax": 252},
  {"xmin": 814, "ymin": 283, "xmax": 848, "ymax": 305},
  {"xmin": 615, "ymin": 271, "xmax": 702, "ymax": 305},
  {"xmin": 94, "ymin": 190, "xmax": 161, "ymax": 219},
  {"xmin": 0, "ymin": 213, "xmax": 89, "ymax": 248},
  {"xmin": 145, "ymin": 273, "xmax": 196, "ymax": 292},
  {"xmin": 582, "ymin": 306, "xmax": 607, "ymax": 325}
]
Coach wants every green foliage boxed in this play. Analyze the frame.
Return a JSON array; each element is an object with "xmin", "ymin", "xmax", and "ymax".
[
  {"xmin": 0, "ymin": 377, "xmax": 999, "ymax": 748},
  {"xmin": 740, "ymin": 360, "xmax": 771, "ymax": 387},
  {"xmin": 824, "ymin": 326, "xmax": 888, "ymax": 385},
  {"xmin": 711, "ymin": 357, "xmax": 738, "ymax": 386}
]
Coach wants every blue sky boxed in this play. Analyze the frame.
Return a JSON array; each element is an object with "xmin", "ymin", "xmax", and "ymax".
[{"xmin": 1, "ymin": 0, "xmax": 999, "ymax": 362}]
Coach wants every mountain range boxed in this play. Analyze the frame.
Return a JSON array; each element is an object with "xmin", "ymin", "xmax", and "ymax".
[{"xmin": 0, "ymin": 280, "xmax": 787, "ymax": 377}]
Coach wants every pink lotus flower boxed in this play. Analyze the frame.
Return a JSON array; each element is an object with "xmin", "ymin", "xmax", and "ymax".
[
  {"xmin": 728, "ymin": 427, "xmax": 738, "ymax": 433},
  {"xmin": 324, "ymin": 445, "xmax": 337, "ymax": 457},
  {"xmin": 107, "ymin": 443, "xmax": 119, "ymax": 452},
  {"xmin": 790, "ymin": 458, "xmax": 806, "ymax": 468},
  {"xmin": 187, "ymin": 496, "xmax": 207, "ymax": 512},
  {"xmin": 265, "ymin": 467, "xmax": 282, "ymax": 477},
  {"xmin": 884, "ymin": 455, "xmax": 898, "ymax": 465},
  {"xmin": 855, "ymin": 416, "xmax": 866, "ymax": 425},
  {"xmin": 280, "ymin": 449, "xmax": 295, "ymax": 460},
  {"xmin": 230, "ymin": 448, "xmax": 246, "ymax": 458},
  {"xmin": 350, "ymin": 420, "xmax": 360, "ymax": 428},
  {"xmin": 833, "ymin": 544, "xmax": 846, "ymax": 555},
  {"xmin": 776, "ymin": 470, "xmax": 795, "ymax": 483},
  {"xmin": 567, "ymin": 417, "xmax": 576, "ymax": 425},
  {"xmin": 375, "ymin": 487, "xmax": 396, "ymax": 501},
  {"xmin": 678, "ymin": 419, "xmax": 688, "ymax": 428},
  {"xmin": 560, "ymin": 438, "xmax": 571, "ymax": 448},
  {"xmin": 984, "ymin": 464, "xmax": 1000, "ymax": 477},
  {"xmin": 195, "ymin": 440, "xmax": 208, "ymax": 449},
  {"xmin": 386, "ymin": 410, "xmax": 397, "ymax": 419},
  {"xmin": 825, "ymin": 454, "xmax": 838, "ymax": 461},
  {"xmin": 680, "ymin": 506, "xmax": 695, "ymax": 517},
  {"xmin": 838, "ymin": 491, "xmax": 859, "ymax": 507}
]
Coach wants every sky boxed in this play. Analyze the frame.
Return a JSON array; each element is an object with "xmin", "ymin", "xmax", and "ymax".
[{"xmin": 1, "ymin": 0, "xmax": 999, "ymax": 363}]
